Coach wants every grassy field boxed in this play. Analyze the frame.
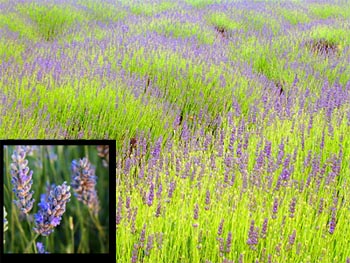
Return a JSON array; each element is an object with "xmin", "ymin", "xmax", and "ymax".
[{"xmin": 1, "ymin": 0, "xmax": 350, "ymax": 262}]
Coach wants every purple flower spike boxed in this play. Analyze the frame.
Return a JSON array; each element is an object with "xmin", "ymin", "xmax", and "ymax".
[
  {"xmin": 247, "ymin": 220, "xmax": 259, "ymax": 250},
  {"xmin": 288, "ymin": 230, "xmax": 296, "ymax": 246},
  {"xmin": 226, "ymin": 232, "xmax": 232, "ymax": 253},
  {"xmin": 71, "ymin": 158, "xmax": 99, "ymax": 215},
  {"xmin": 36, "ymin": 242, "xmax": 49, "ymax": 254},
  {"xmin": 217, "ymin": 219, "xmax": 224, "ymax": 236},
  {"xmin": 261, "ymin": 218, "xmax": 268, "ymax": 239},
  {"xmin": 34, "ymin": 182, "xmax": 71, "ymax": 236},
  {"xmin": 272, "ymin": 198, "xmax": 279, "ymax": 219},
  {"xmin": 329, "ymin": 215, "xmax": 336, "ymax": 234},
  {"xmin": 10, "ymin": 147, "xmax": 35, "ymax": 214},
  {"xmin": 193, "ymin": 203, "xmax": 199, "ymax": 220}
]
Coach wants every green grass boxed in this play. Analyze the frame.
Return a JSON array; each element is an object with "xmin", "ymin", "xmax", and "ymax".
[
  {"xmin": 278, "ymin": 8, "xmax": 311, "ymax": 25},
  {"xmin": 184, "ymin": 0, "xmax": 219, "ymax": 8},
  {"xmin": 0, "ymin": 75, "xmax": 172, "ymax": 145},
  {"xmin": 244, "ymin": 10, "xmax": 281, "ymax": 34},
  {"xmin": 207, "ymin": 12, "xmax": 243, "ymax": 32},
  {"xmin": 129, "ymin": 2, "xmax": 175, "ymax": 16},
  {"xmin": 308, "ymin": 26, "xmax": 350, "ymax": 46},
  {"xmin": 77, "ymin": 0, "xmax": 127, "ymax": 23},
  {"xmin": 17, "ymin": 3, "xmax": 86, "ymax": 41},
  {"xmin": 0, "ymin": 37, "xmax": 25, "ymax": 63},
  {"xmin": 148, "ymin": 19, "xmax": 215, "ymax": 44},
  {"xmin": 309, "ymin": 4, "xmax": 350, "ymax": 19}
]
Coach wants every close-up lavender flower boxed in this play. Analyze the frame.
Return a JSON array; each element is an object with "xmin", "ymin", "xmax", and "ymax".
[
  {"xmin": 3, "ymin": 144, "xmax": 109, "ymax": 254},
  {"xmin": 36, "ymin": 242, "xmax": 49, "ymax": 254},
  {"xmin": 97, "ymin": 145, "xmax": 109, "ymax": 167},
  {"xmin": 10, "ymin": 147, "xmax": 35, "ymax": 214},
  {"xmin": 71, "ymin": 157, "xmax": 99, "ymax": 216},
  {"xmin": 247, "ymin": 220, "xmax": 259, "ymax": 250},
  {"xmin": 34, "ymin": 182, "xmax": 71, "ymax": 236}
]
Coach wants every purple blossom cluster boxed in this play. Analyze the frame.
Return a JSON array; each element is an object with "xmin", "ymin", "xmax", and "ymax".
[
  {"xmin": 34, "ymin": 182, "xmax": 71, "ymax": 236},
  {"xmin": 36, "ymin": 242, "xmax": 49, "ymax": 254},
  {"xmin": 71, "ymin": 157, "xmax": 99, "ymax": 215},
  {"xmin": 10, "ymin": 147, "xmax": 35, "ymax": 214}
]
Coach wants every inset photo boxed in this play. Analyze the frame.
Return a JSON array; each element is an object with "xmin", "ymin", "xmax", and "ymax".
[{"xmin": 1, "ymin": 140, "xmax": 115, "ymax": 254}]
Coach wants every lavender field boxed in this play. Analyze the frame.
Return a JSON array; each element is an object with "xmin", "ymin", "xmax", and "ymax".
[{"xmin": 1, "ymin": 0, "xmax": 350, "ymax": 262}]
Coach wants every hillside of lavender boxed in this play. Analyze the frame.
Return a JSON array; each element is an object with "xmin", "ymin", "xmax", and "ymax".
[{"xmin": 1, "ymin": 0, "xmax": 350, "ymax": 262}]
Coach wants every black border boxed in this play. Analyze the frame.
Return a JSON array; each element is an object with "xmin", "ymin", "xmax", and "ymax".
[{"xmin": 0, "ymin": 140, "xmax": 116, "ymax": 263}]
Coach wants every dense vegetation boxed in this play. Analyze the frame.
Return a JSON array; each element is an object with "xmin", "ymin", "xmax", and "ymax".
[{"xmin": 1, "ymin": 0, "xmax": 349, "ymax": 262}]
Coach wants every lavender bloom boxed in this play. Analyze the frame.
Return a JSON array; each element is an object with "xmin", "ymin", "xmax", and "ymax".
[
  {"xmin": 217, "ymin": 219, "xmax": 224, "ymax": 236},
  {"xmin": 155, "ymin": 202, "xmax": 161, "ymax": 217},
  {"xmin": 289, "ymin": 198, "xmax": 297, "ymax": 218},
  {"xmin": 10, "ymin": 148, "xmax": 35, "ymax": 214},
  {"xmin": 116, "ymin": 196, "xmax": 123, "ymax": 226},
  {"xmin": 226, "ymin": 231, "xmax": 232, "ymax": 253},
  {"xmin": 156, "ymin": 183, "xmax": 162, "ymax": 199},
  {"xmin": 318, "ymin": 198, "xmax": 324, "ymax": 214},
  {"xmin": 261, "ymin": 218, "xmax": 268, "ymax": 239},
  {"xmin": 217, "ymin": 236, "xmax": 225, "ymax": 255},
  {"xmin": 247, "ymin": 220, "xmax": 259, "ymax": 250},
  {"xmin": 3, "ymin": 206, "xmax": 8, "ymax": 245},
  {"xmin": 139, "ymin": 224, "xmax": 147, "ymax": 247},
  {"xmin": 147, "ymin": 182, "xmax": 154, "ymax": 207},
  {"xmin": 205, "ymin": 189, "xmax": 211, "ymax": 210},
  {"xmin": 167, "ymin": 181, "xmax": 176, "ymax": 200},
  {"xmin": 34, "ymin": 182, "xmax": 71, "ymax": 236},
  {"xmin": 96, "ymin": 145, "xmax": 109, "ymax": 167},
  {"xmin": 36, "ymin": 242, "xmax": 49, "ymax": 254},
  {"xmin": 131, "ymin": 243, "xmax": 138, "ymax": 263},
  {"xmin": 329, "ymin": 215, "xmax": 336, "ymax": 234},
  {"xmin": 145, "ymin": 235, "xmax": 154, "ymax": 256},
  {"xmin": 71, "ymin": 158, "xmax": 99, "ymax": 215},
  {"xmin": 272, "ymin": 198, "xmax": 279, "ymax": 219},
  {"xmin": 193, "ymin": 203, "xmax": 199, "ymax": 220},
  {"xmin": 276, "ymin": 140, "xmax": 284, "ymax": 167},
  {"xmin": 288, "ymin": 230, "xmax": 296, "ymax": 246}
]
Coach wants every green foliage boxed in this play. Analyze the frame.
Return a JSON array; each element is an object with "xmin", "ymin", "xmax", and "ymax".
[
  {"xmin": 0, "ymin": 13, "xmax": 38, "ymax": 40},
  {"xmin": 309, "ymin": 4, "xmax": 350, "ymax": 19},
  {"xmin": 77, "ymin": 0, "xmax": 127, "ymax": 22},
  {"xmin": 17, "ymin": 3, "xmax": 85, "ymax": 41},
  {"xmin": 0, "ymin": 38, "xmax": 25, "ymax": 63},
  {"xmin": 278, "ymin": 8, "xmax": 310, "ymax": 25},
  {"xmin": 149, "ymin": 19, "xmax": 215, "ymax": 44},
  {"xmin": 244, "ymin": 11, "xmax": 281, "ymax": 34},
  {"xmin": 184, "ymin": 0, "xmax": 217, "ymax": 8},
  {"xmin": 129, "ymin": 2, "xmax": 175, "ymax": 16},
  {"xmin": 207, "ymin": 12, "xmax": 242, "ymax": 31},
  {"xmin": 0, "ymin": 76, "xmax": 170, "ymax": 146},
  {"xmin": 309, "ymin": 26, "xmax": 350, "ymax": 46}
]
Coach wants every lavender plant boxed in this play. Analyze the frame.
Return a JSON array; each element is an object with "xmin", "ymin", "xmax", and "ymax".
[
  {"xmin": 10, "ymin": 147, "xmax": 35, "ymax": 214},
  {"xmin": 1, "ymin": 0, "xmax": 350, "ymax": 261},
  {"xmin": 71, "ymin": 158, "xmax": 99, "ymax": 216},
  {"xmin": 97, "ymin": 145, "xmax": 109, "ymax": 167},
  {"xmin": 3, "ymin": 145, "xmax": 109, "ymax": 253},
  {"xmin": 36, "ymin": 242, "xmax": 49, "ymax": 254},
  {"xmin": 34, "ymin": 182, "xmax": 71, "ymax": 236}
]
